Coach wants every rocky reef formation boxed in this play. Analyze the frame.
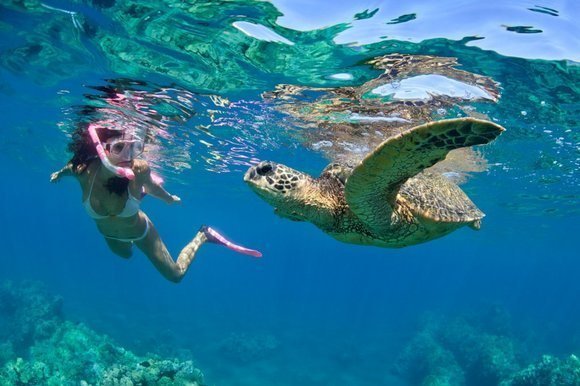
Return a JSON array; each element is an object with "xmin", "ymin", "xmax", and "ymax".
[
  {"xmin": 394, "ymin": 311, "xmax": 518, "ymax": 386},
  {"xmin": 0, "ymin": 281, "xmax": 204, "ymax": 385},
  {"xmin": 501, "ymin": 354, "xmax": 580, "ymax": 386},
  {"xmin": 393, "ymin": 309, "xmax": 580, "ymax": 386}
]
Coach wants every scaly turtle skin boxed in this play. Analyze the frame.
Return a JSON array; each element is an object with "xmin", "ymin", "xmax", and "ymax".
[{"xmin": 245, "ymin": 118, "xmax": 505, "ymax": 248}]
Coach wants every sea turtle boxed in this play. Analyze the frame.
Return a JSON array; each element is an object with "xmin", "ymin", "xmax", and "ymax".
[{"xmin": 245, "ymin": 117, "xmax": 504, "ymax": 247}]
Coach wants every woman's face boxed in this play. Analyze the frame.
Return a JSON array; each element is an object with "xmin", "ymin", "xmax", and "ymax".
[{"xmin": 104, "ymin": 137, "xmax": 144, "ymax": 165}]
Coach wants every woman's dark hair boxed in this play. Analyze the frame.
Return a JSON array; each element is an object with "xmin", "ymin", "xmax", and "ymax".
[{"xmin": 68, "ymin": 124, "xmax": 121, "ymax": 171}]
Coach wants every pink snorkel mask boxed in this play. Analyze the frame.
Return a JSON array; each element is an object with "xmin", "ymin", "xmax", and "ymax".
[
  {"xmin": 104, "ymin": 138, "xmax": 144, "ymax": 163},
  {"xmin": 88, "ymin": 124, "xmax": 138, "ymax": 180}
]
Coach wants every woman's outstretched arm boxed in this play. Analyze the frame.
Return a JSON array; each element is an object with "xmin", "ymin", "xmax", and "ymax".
[
  {"xmin": 135, "ymin": 160, "xmax": 180, "ymax": 204},
  {"xmin": 50, "ymin": 162, "xmax": 74, "ymax": 182}
]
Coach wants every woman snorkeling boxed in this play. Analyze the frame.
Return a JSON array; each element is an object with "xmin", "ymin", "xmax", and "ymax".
[{"xmin": 50, "ymin": 121, "xmax": 261, "ymax": 283}]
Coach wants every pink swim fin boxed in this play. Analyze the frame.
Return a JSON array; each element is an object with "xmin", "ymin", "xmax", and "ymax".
[{"xmin": 202, "ymin": 226, "xmax": 262, "ymax": 258}]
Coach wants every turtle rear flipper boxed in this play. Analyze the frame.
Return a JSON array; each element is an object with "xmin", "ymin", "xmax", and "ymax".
[{"xmin": 344, "ymin": 118, "xmax": 504, "ymax": 233}]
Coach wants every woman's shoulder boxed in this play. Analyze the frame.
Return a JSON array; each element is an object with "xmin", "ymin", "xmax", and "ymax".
[{"xmin": 75, "ymin": 159, "xmax": 97, "ymax": 178}]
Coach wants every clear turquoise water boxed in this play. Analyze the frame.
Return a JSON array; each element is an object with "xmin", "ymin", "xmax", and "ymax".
[{"xmin": 0, "ymin": 0, "xmax": 578, "ymax": 385}]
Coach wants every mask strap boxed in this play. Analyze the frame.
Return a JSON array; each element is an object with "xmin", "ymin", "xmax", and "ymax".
[{"xmin": 88, "ymin": 124, "xmax": 135, "ymax": 180}]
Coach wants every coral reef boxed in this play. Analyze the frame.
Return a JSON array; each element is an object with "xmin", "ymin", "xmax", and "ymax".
[
  {"xmin": 0, "ymin": 281, "xmax": 204, "ymax": 385},
  {"xmin": 500, "ymin": 354, "xmax": 580, "ymax": 386},
  {"xmin": 394, "ymin": 309, "xmax": 580, "ymax": 386},
  {"xmin": 0, "ymin": 281, "xmax": 63, "ymax": 356},
  {"xmin": 395, "ymin": 331, "xmax": 465, "ymax": 386},
  {"xmin": 393, "ymin": 311, "xmax": 519, "ymax": 386}
]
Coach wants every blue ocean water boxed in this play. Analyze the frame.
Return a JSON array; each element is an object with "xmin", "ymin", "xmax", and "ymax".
[{"xmin": 0, "ymin": 0, "xmax": 579, "ymax": 385}]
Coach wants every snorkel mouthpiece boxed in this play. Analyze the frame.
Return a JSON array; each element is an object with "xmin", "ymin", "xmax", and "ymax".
[{"xmin": 88, "ymin": 124, "xmax": 135, "ymax": 180}]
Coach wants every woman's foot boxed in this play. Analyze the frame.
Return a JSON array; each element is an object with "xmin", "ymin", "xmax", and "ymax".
[{"xmin": 201, "ymin": 226, "xmax": 262, "ymax": 258}]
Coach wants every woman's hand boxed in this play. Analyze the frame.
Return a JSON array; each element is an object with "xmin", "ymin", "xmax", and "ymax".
[
  {"xmin": 169, "ymin": 195, "xmax": 182, "ymax": 204},
  {"xmin": 50, "ymin": 171, "xmax": 61, "ymax": 183}
]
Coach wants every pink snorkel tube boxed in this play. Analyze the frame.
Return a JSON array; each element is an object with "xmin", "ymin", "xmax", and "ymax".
[{"xmin": 88, "ymin": 124, "xmax": 135, "ymax": 180}]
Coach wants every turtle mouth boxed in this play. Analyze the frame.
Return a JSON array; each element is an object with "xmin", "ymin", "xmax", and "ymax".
[{"xmin": 243, "ymin": 168, "xmax": 255, "ymax": 182}]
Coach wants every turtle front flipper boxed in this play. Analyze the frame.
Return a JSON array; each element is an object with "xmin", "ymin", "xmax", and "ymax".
[
  {"xmin": 320, "ymin": 163, "xmax": 352, "ymax": 185},
  {"xmin": 344, "ymin": 118, "xmax": 505, "ymax": 233}
]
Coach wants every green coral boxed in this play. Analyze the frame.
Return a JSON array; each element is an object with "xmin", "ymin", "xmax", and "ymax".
[
  {"xmin": 1, "ymin": 357, "xmax": 51, "ymax": 386},
  {"xmin": 0, "ymin": 281, "xmax": 62, "ymax": 354},
  {"xmin": 102, "ymin": 359, "xmax": 203, "ymax": 385},
  {"xmin": 436, "ymin": 318, "xmax": 519, "ymax": 384},
  {"xmin": 394, "ymin": 332, "xmax": 465, "ymax": 386},
  {"xmin": 0, "ymin": 281, "xmax": 205, "ymax": 385},
  {"xmin": 394, "ymin": 311, "xmax": 519, "ymax": 386},
  {"xmin": 501, "ymin": 355, "xmax": 580, "ymax": 386},
  {"xmin": 394, "ymin": 310, "xmax": 580, "ymax": 386}
]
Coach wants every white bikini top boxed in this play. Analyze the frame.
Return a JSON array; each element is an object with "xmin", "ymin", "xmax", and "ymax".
[{"xmin": 83, "ymin": 167, "xmax": 141, "ymax": 219}]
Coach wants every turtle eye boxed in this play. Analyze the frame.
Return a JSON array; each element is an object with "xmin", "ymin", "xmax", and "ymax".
[{"xmin": 256, "ymin": 162, "xmax": 273, "ymax": 176}]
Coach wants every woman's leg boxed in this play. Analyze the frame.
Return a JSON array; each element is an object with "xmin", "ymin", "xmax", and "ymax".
[
  {"xmin": 135, "ymin": 218, "xmax": 208, "ymax": 283},
  {"xmin": 104, "ymin": 237, "xmax": 133, "ymax": 259}
]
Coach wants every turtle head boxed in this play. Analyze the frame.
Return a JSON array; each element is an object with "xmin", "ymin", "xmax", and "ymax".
[{"xmin": 244, "ymin": 161, "xmax": 313, "ymax": 221}]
